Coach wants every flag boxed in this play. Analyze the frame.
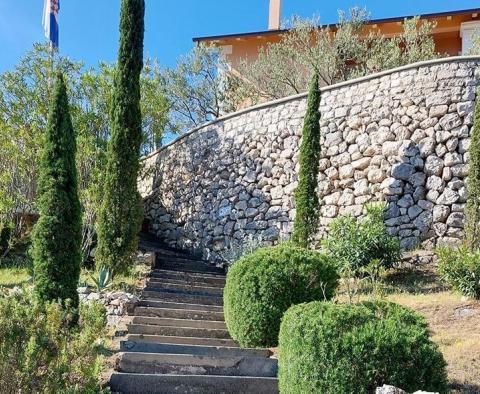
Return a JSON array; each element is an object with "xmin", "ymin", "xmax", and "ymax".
[{"xmin": 43, "ymin": 0, "xmax": 60, "ymax": 48}]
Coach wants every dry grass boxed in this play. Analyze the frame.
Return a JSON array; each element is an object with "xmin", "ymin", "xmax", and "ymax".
[
  {"xmin": 0, "ymin": 267, "xmax": 30, "ymax": 287},
  {"xmin": 389, "ymin": 291, "xmax": 480, "ymax": 393}
]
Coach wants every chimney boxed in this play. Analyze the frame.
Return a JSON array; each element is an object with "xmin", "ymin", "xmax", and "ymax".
[{"xmin": 269, "ymin": 0, "xmax": 282, "ymax": 30}]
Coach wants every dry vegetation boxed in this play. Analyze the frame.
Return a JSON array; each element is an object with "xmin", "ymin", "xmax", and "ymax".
[{"xmin": 385, "ymin": 266, "xmax": 480, "ymax": 394}]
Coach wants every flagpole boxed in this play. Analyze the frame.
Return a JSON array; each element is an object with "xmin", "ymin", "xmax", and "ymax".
[{"xmin": 44, "ymin": 0, "xmax": 60, "ymax": 89}]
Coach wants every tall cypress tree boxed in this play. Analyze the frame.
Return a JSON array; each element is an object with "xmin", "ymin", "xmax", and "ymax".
[
  {"xmin": 32, "ymin": 72, "xmax": 82, "ymax": 313},
  {"xmin": 96, "ymin": 0, "xmax": 145, "ymax": 274},
  {"xmin": 292, "ymin": 73, "xmax": 322, "ymax": 248},
  {"xmin": 465, "ymin": 87, "xmax": 480, "ymax": 250}
]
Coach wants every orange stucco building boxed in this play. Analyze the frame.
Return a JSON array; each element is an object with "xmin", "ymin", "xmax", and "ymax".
[{"xmin": 193, "ymin": 2, "xmax": 480, "ymax": 74}]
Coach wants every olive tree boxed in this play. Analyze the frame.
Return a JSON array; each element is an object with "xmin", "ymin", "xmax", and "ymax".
[{"xmin": 233, "ymin": 9, "xmax": 439, "ymax": 102}]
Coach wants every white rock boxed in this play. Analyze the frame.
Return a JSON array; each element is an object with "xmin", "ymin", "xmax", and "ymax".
[
  {"xmin": 339, "ymin": 164, "xmax": 354, "ymax": 179},
  {"xmin": 433, "ymin": 205, "xmax": 450, "ymax": 222},
  {"xmin": 444, "ymin": 152, "xmax": 462, "ymax": 167},
  {"xmin": 368, "ymin": 169, "xmax": 386, "ymax": 183},
  {"xmin": 429, "ymin": 105, "xmax": 448, "ymax": 118},
  {"xmin": 439, "ymin": 113, "xmax": 462, "ymax": 131},
  {"xmin": 424, "ymin": 156, "xmax": 444, "ymax": 176},
  {"xmin": 437, "ymin": 188, "xmax": 460, "ymax": 205}
]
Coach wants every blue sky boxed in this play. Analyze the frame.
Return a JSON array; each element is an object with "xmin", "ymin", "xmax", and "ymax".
[{"xmin": 0, "ymin": 0, "xmax": 479, "ymax": 73}]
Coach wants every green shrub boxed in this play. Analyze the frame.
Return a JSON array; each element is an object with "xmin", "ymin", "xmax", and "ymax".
[
  {"xmin": 31, "ymin": 73, "xmax": 82, "ymax": 317},
  {"xmin": 292, "ymin": 72, "xmax": 321, "ymax": 248},
  {"xmin": 0, "ymin": 289, "xmax": 107, "ymax": 393},
  {"xmin": 465, "ymin": 86, "xmax": 480, "ymax": 249},
  {"xmin": 438, "ymin": 246, "xmax": 480, "ymax": 299},
  {"xmin": 279, "ymin": 301, "xmax": 448, "ymax": 394},
  {"xmin": 0, "ymin": 222, "xmax": 12, "ymax": 254},
  {"xmin": 224, "ymin": 243, "xmax": 339, "ymax": 348},
  {"xmin": 96, "ymin": 0, "xmax": 145, "ymax": 275},
  {"xmin": 322, "ymin": 203, "xmax": 400, "ymax": 273}
]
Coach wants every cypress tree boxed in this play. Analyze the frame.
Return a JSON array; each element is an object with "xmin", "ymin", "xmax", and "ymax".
[
  {"xmin": 292, "ymin": 73, "xmax": 322, "ymax": 248},
  {"xmin": 96, "ymin": 0, "xmax": 145, "ymax": 274},
  {"xmin": 465, "ymin": 87, "xmax": 480, "ymax": 250},
  {"xmin": 32, "ymin": 72, "xmax": 82, "ymax": 313}
]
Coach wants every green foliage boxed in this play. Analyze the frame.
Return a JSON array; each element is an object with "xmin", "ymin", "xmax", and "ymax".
[
  {"xmin": 90, "ymin": 266, "xmax": 113, "ymax": 293},
  {"xmin": 234, "ymin": 10, "xmax": 439, "ymax": 102},
  {"xmin": 465, "ymin": 86, "xmax": 480, "ymax": 249},
  {"xmin": 223, "ymin": 243, "xmax": 339, "ymax": 348},
  {"xmin": 161, "ymin": 44, "xmax": 230, "ymax": 132},
  {"xmin": 31, "ymin": 73, "xmax": 82, "ymax": 316},
  {"xmin": 96, "ymin": 0, "xmax": 145, "ymax": 275},
  {"xmin": 279, "ymin": 301, "xmax": 448, "ymax": 394},
  {"xmin": 0, "ymin": 222, "xmax": 12, "ymax": 255},
  {"xmin": 0, "ymin": 44, "xmax": 81, "ymax": 247},
  {"xmin": 292, "ymin": 73, "xmax": 321, "ymax": 248},
  {"xmin": 219, "ymin": 233, "xmax": 264, "ymax": 268},
  {"xmin": 0, "ymin": 235, "xmax": 33, "ymax": 273},
  {"xmin": 322, "ymin": 203, "xmax": 401, "ymax": 273},
  {"xmin": 0, "ymin": 289, "xmax": 107, "ymax": 393},
  {"xmin": 0, "ymin": 44, "xmax": 168, "ymax": 264},
  {"xmin": 467, "ymin": 29, "xmax": 480, "ymax": 56},
  {"xmin": 437, "ymin": 246, "xmax": 480, "ymax": 299}
]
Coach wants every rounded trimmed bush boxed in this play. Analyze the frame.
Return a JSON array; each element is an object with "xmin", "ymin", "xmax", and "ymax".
[
  {"xmin": 224, "ymin": 243, "xmax": 339, "ymax": 348},
  {"xmin": 279, "ymin": 301, "xmax": 448, "ymax": 394}
]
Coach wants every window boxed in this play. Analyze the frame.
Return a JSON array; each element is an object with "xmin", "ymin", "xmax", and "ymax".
[{"xmin": 460, "ymin": 21, "xmax": 480, "ymax": 55}]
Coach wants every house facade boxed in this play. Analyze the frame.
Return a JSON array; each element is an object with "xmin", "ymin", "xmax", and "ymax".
[{"xmin": 193, "ymin": 1, "xmax": 480, "ymax": 75}]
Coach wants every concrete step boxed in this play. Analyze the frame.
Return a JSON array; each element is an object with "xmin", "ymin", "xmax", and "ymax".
[
  {"xmin": 132, "ymin": 316, "xmax": 226, "ymax": 330},
  {"xmin": 124, "ymin": 334, "xmax": 238, "ymax": 348},
  {"xmin": 156, "ymin": 256, "xmax": 207, "ymax": 264},
  {"xmin": 116, "ymin": 352, "xmax": 278, "ymax": 377},
  {"xmin": 109, "ymin": 373, "xmax": 279, "ymax": 394},
  {"xmin": 138, "ymin": 299, "xmax": 223, "ymax": 313},
  {"xmin": 127, "ymin": 324, "xmax": 231, "ymax": 339},
  {"xmin": 155, "ymin": 251, "xmax": 202, "ymax": 259},
  {"xmin": 147, "ymin": 279, "xmax": 224, "ymax": 296},
  {"xmin": 148, "ymin": 277, "xmax": 224, "ymax": 288},
  {"xmin": 144, "ymin": 285, "xmax": 222, "ymax": 298},
  {"xmin": 142, "ymin": 290, "xmax": 223, "ymax": 306},
  {"xmin": 150, "ymin": 270, "xmax": 226, "ymax": 286},
  {"xmin": 157, "ymin": 261, "xmax": 225, "ymax": 275},
  {"xmin": 135, "ymin": 306, "xmax": 224, "ymax": 321},
  {"xmin": 120, "ymin": 339, "xmax": 269, "ymax": 358}
]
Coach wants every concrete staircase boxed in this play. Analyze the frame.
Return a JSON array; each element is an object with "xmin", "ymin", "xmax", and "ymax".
[{"xmin": 109, "ymin": 249, "xmax": 279, "ymax": 394}]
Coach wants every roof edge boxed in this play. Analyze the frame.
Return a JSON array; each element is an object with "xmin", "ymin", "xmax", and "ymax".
[{"xmin": 193, "ymin": 7, "xmax": 480, "ymax": 43}]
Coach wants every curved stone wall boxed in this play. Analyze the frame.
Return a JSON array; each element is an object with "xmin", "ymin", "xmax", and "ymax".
[{"xmin": 140, "ymin": 57, "xmax": 480, "ymax": 256}]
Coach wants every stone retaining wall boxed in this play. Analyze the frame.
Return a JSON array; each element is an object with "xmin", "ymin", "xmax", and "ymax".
[{"xmin": 140, "ymin": 57, "xmax": 480, "ymax": 257}]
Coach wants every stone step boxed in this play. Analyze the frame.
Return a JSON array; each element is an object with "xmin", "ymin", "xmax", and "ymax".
[
  {"xmin": 148, "ymin": 276, "xmax": 225, "ymax": 288},
  {"xmin": 109, "ymin": 373, "xmax": 279, "ymax": 394},
  {"xmin": 147, "ymin": 278, "xmax": 225, "ymax": 293},
  {"xmin": 132, "ymin": 316, "xmax": 227, "ymax": 330},
  {"xmin": 135, "ymin": 306, "xmax": 224, "ymax": 321},
  {"xmin": 157, "ymin": 261, "xmax": 225, "ymax": 275},
  {"xmin": 125, "ymin": 334, "xmax": 238, "ymax": 348},
  {"xmin": 120, "ymin": 339, "xmax": 269, "ymax": 358},
  {"xmin": 156, "ymin": 256, "xmax": 206, "ymax": 264},
  {"xmin": 143, "ymin": 283, "xmax": 223, "ymax": 297},
  {"xmin": 116, "ymin": 352, "xmax": 278, "ymax": 377},
  {"xmin": 142, "ymin": 290, "xmax": 223, "ymax": 306},
  {"xmin": 150, "ymin": 269, "xmax": 226, "ymax": 285},
  {"xmin": 138, "ymin": 299, "xmax": 223, "ymax": 313},
  {"xmin": 155, "ymin": 249, "xmax": 194, "ymax": 257},
  {"xmin": 127, "ymin": 324, "xmax": 231, "ymax": 339}
]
